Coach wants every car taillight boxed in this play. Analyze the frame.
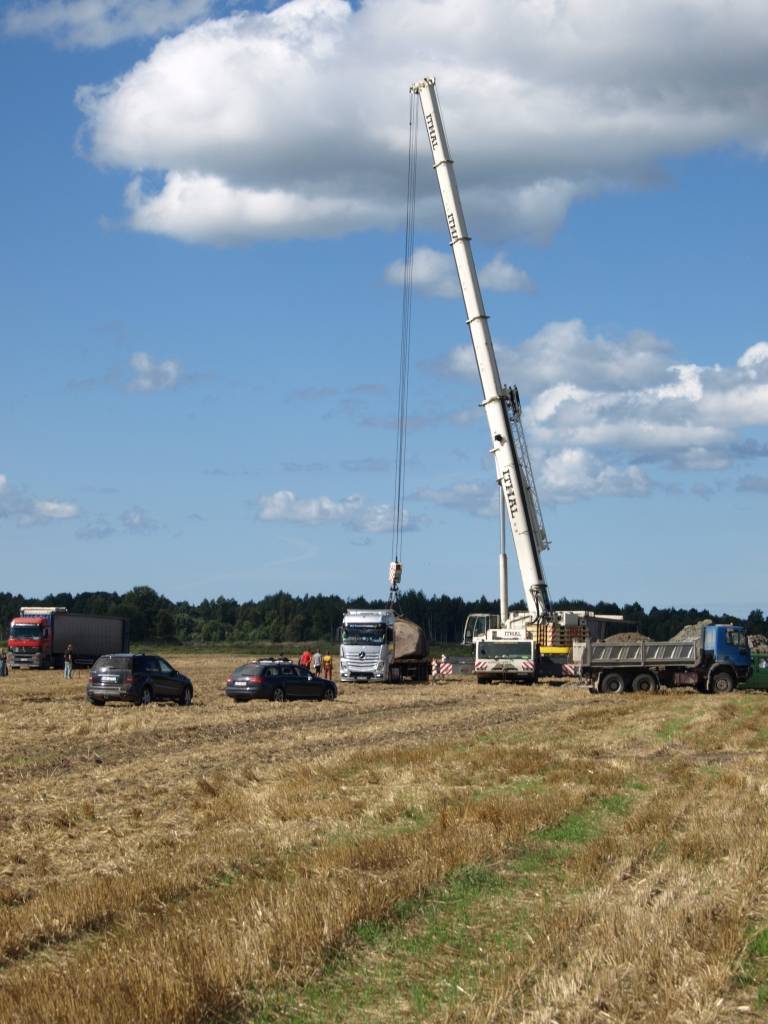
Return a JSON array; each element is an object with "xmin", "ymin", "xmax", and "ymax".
[{"xmin": 241, "ymin": 675, "xmax": 263, "ymax": 684}]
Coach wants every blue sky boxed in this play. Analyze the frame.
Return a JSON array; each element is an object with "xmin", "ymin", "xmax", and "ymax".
[{"xmin": 2, "ymin": 0, "xmax": 768, "ymax": 616}]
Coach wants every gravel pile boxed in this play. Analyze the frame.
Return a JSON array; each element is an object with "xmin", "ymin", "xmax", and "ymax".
[
  {"xmin": 670, "ymin": 620, "xmax": 712, "ymax": 641},
  {"xmin": 604, "ymin": 632, "xmax": 652, "ymax": 643},
  {"xmin": 749, "ymin": 634, "xmax": 768, "ymax": 652}
]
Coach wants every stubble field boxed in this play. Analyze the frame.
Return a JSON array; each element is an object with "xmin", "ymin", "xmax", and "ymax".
[{"xmin": 2, "ymin": 654, "xmax": 768, "ymax": 1023}]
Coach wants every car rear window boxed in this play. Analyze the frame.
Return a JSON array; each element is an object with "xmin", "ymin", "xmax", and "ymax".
[
  {"xmin": 232, "ymin": 662, "xmax": 262, "ymax": 678},
  {"xmin": 93, "ymin": 655, "xmax": 132, "ymax": 671}
]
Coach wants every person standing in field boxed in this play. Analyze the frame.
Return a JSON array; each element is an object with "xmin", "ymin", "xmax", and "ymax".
[
  {"xmin": 64, "ymin": 644, "xmax": 75, "ymax": 679},
  {"xmin": 311, "ymin": 649, "xmax": 322, "ymax": 675},
  {"xmin": 299, "ymin": 649, "xmax": 312, "ymax": 669},
  {"xmin": 322, "ymin": 652, "xmax": 333, "ymax": 679},
  {"xmin": 0, "ymin": 649, "xmax": 7, "ymax": 677}
]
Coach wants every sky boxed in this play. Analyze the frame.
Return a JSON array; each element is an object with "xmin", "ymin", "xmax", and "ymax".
[{"xmin": 2, "ymin": 0, "xmax": 768, "ymax": 616}]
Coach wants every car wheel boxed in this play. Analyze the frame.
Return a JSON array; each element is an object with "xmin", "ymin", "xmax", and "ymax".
[
  {"xmin": 271, "ymin": 686, "xmax": 286, "ymax": 703},
  {"xmin": 88, "ymin": 697, "xmax": 105, "ymax": 707},
  {"xmin": 140, "ymin": 685, "xmax": 153, "ymax": 706},
  {"xmin": 178, "ymin": 685, "xmax": 193, "ymax": 706},
  {"xmin": 322, "ymin": 685, "xmax": 336, "ymax": 701}
]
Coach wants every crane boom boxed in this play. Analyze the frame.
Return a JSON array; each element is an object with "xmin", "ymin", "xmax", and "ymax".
[{"xmin": 411, "ymin": 76, "xmax": 551, "ymax": 622}]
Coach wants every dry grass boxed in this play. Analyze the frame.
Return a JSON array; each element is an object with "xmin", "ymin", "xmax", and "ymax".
[{"xmin": 0, "ymin": 658, "xmax": 767, "ymax": 1022}]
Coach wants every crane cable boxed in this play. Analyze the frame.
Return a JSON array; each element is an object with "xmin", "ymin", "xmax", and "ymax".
[{"xmin": 390, "ymin": 90, "xmax": 419, "ymax": 603}]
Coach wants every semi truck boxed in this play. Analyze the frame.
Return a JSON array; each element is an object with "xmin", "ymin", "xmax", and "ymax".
[
  {"xmin": 575, "ymin": 624, "xmax": 753, "ymax": 694},
  {"xmin": 339, "ymin": 608, "xmax": 430, "ymax": 682},
  {"xmin": 8, "ymin": 607, "xmax": 129, "ymax": 670}
]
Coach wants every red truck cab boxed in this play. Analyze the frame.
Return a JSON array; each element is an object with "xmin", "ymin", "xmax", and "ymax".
[{"xmin": 8, "ymin": 606, "xmax": 67, "ymax": 669}]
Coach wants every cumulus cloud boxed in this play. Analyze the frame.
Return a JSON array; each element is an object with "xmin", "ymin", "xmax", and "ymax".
[
  {"xmin": 385, "ymin": 248, "xmax": 533, "ymax": 299},
  {"xmin": 256, "ymin": 489, "xmax": 414, "ymax": 534},
  {"xmin": 5, "ymin": 0, "xmax": 213, "ymax": 47},
  {"xmin": 0, "ymin": 473, "xmax": 79, "ymax": 525},
  {"xmin": 128, "ymin": 351, "xmax": 181, "ymax": 392},
  {"xmin": 71, "ymin": 0, "xmax": 768, "ymax": 244},
  {"xmin": 448, "ymin": 319, "xmax": 672, "ymax": 393},
  {"xmin": 444, "ymin": 321, "xmax": 768, "ymax": 500},
  {"xmin": 539, "ymin": 449, "xmax": 652, "ymax": 502}
]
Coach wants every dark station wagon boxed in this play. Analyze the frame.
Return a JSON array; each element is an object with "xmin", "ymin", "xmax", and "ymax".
[
  {"xmin": 225, "ymin": 659, "xmax": 337, "ymax": 703},
  {"xmin": 87, "ymin": 653, "xmax": 193, "ymax": 706}
]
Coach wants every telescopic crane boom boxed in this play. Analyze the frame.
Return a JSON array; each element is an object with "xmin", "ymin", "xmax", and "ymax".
[{"xmin": 410, "ymin": 76, "xmax": 552, "ymax": 622}]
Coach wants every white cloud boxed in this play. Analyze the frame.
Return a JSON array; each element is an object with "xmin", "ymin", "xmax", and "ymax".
[
  {"xmin": 33, "ymin": 500, "xmax": 79, "ymax": 519},
  {"xmin": 5, "ymin": 0, "xmax": 213, "ymax": 47},
  {"xmin": 737, "ymin": 341, "xmax": 768, "ymax": 377},
  {"xmin": 539, "ymin": 449, "xmax": 651, "ymax": 502},
  {"xmin": 448, "ymin": 319, "xmax": 672, "ymax": 393},
  {"xmin": 128, "ymin": 351, "xmax": 181, "ymax": 392},
  {"xmin": 256, "ymin": 489, "xmax": 412, "ymax": 534},
  {"xmin": 0, "ymin": 473, "xmax": 80, "ymax": 525},
  {"xmin": 479, "ymin": 254, "xmax": 534, "ymax": 294},
  {"xmin": 72, "ymin": 0, "xmax": 768, "ymax": 244},
  {"xmin": 385, "ymin": 248, "xmax": 532, "ymax": 299},
  {"xmin": 445, "ymin": 322, "xmax": 768, "ymax": 499}
]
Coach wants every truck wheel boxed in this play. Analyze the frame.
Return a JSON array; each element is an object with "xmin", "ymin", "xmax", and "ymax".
[
  {"xmin": 322, "ymin": 686, "xmax": 336, "ymax": 701},
  {"xmin": 139, "ymin": 685, "xmax": 153, "ymax": 706},
  {"xmin": 177, "ymin": 685, "xmax": 193, "ymax": 706},
  {"xmin": 599, "ymin": 672, "xmax": 625, "ymax": 694},
  {"xmin": 709, "ymin": 671, "xmax": 735, "ymax": 694},
  {"xmin": 271, "ymin": 686, "xmax": 286, "ymax": 703},
  {"xmin": 631, "ymin": 672, "xmax": 659, "ymax": 693}
]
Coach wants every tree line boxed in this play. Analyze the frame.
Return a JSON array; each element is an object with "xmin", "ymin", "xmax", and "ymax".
[{"xmin": 0, "ymin": 587, "xmax": 765, "ymax": 645}]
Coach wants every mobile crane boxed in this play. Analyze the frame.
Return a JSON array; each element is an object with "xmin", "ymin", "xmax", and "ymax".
[{"xmin": 410, "ymin": 77, "xmax": 618, "ymax": 682}]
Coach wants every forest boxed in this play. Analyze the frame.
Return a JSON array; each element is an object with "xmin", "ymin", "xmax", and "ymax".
[{"xmin": 0, "ymin": 588, "xmax": 764, "ymax": 645}]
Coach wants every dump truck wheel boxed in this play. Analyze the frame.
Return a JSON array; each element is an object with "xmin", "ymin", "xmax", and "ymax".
[
  {"xmin": 631, "ymin": 672, "xmax": 659, "ymax": 693},
  {"xmin": 599, "ymin": 672, "xmax": 625, "ymax": 694},
  {"xmin": 709, "ymin": 671, "xmax": 735, "ymax": 694}
]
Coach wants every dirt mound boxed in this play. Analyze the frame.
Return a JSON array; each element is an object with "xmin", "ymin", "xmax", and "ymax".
[
  {"xmin": 605, "ymin": 632, "xmax": 651, "ymax": 643},
  {"xmin": 749, "ymin": 634, "xmax": 768, "ymax": 652},
  {"xmin": 670, "ymin": 620, "xmax": 712, "ymax": 641}
]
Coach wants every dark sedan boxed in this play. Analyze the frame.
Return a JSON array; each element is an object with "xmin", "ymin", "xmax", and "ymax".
[
  {"xmin": 225, "ymin": 659, "xmax": 337, "ymax": 703},
  {"xmin": 87, "ymin": 653, "xmax": 193, "ymax": 706}
]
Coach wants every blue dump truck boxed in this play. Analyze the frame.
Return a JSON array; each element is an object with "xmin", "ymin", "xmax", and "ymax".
[{"xmin": 575, "ymin": 624, "xmax": 754, "ymax": 694}]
